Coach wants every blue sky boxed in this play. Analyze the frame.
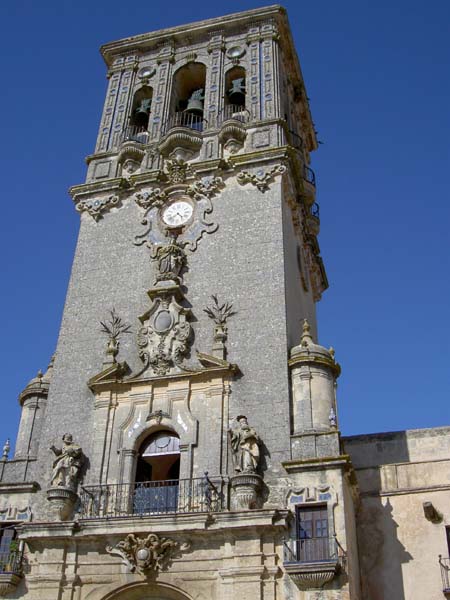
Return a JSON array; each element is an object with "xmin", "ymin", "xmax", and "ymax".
[{"xmin": 1, "ymin": 0, "xmax": 449, "ymax": 451}]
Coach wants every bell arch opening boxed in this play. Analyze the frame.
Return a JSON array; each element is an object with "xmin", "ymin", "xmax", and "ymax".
[
  {"xmin": 225, "ymin": 66, "xmax": 246, "ymax": 110},
  {"xmin": 168, "ymin": 62, "xmax": 207, "ymax": 131},
  {"xmin": 133, "ymin": 430, "xmax": 180, "ymax": 514}
]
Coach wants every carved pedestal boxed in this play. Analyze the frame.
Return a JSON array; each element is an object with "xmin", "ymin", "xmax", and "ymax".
[
  {"xmin": 230, "ymin": 473, "xmax": 262, "ymax": 510},
  {"xmin": 284, "ymin": 559, "xmax": 340, "ymax": 590},
  {"xmin": 46, "ymin": 487, "xmax": 78, "ymax": 521},
  {"xmin": 0, "ymin": 573, "xmax": 22, "ymax": 597}
]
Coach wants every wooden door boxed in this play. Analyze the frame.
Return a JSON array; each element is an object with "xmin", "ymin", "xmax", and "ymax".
[{"xmin": 295, "ymin": 505, "xmax": 329, "ymax": 561}]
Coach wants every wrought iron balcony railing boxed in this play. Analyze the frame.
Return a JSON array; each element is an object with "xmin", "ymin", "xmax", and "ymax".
[
  {"xmin": 119, "ymin": 125, "xmax": 150, "ymax": 145},
  {"xmin": 287, "ymin": 129, "xmax": 304, "ymax": 151},
  {"xmin": 78, "ymin": 476, "xmax": 229, "ymax": 519},
  {"xmin": 162, "ymin": 112, "xmax": 207, "ymax": 134},
  {"xmin": 439, "ymin": 556, "xmax": 450, "ymax": 593},
  {"xmin": 283, "ymin": 536, "xmax": 338, "ymax": 564},
  {"xmin": 0, "ymin": 551, "xmax": 23, "ymax": 575},
  {"xmin": 303, "ymin": 165, "xmax": 316, "ymax": 187},
  {"xmin": 218, "ymin": 104, "xmax": 250, "ymax": 125}
]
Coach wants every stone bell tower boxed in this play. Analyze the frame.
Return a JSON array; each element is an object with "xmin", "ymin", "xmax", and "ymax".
[{"xmin": 0, "ymin": 6, "xmax": 362, "ymax": 600}]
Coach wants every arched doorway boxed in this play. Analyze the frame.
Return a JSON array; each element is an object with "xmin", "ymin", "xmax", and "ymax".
[
  {"xmin": 134, "ymin": 430, "xmax": 180, "ymax": 514},
  {"xmin": 97, "ymin": 580, "xmax": 194, "ymax": 600}
]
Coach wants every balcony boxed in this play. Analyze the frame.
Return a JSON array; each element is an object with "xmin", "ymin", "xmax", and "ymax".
[
  {"xmin": 439, "ymin": 556, "xmax": 450, "ymax": 595},
  {"xmin": 159, "ymin": 112, "xmax": 206, "ymax": 158},
  {"xmin": 0, "ymin": 551, "xmax": 23, "ymax": 597},
  {"xmin": 78, "ymin": 476, "xmax": 229, "ymax": 519},
  {"xmin": 283, "ymin": 536, "xmax": 341, "ymax": 590},
  {"xmin": 119, "ymin": 125, "xmax": 150, "ymax": 146},
  {"xmin": 218, "ymin": 105, "xmax": 249, "ymax": 153}
]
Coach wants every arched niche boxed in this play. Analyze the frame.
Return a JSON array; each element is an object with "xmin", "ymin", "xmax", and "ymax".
[
  {"xmin": 130, "ymin": 86, "xmax": 153, "ymax": 130},
  {"xmin": 169, "ymin": 62, "xmax": 207, "ymax": 130},
  {"xmin": 225, "ymin": 66, "xmax": 246, "ymax": 110}
]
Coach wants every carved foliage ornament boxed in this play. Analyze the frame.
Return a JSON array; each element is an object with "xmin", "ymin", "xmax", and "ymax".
[
  {"xmin": 76, "ymin": 195, "xmax": 120, "ymax": 221},
  {"xmin": 237, "ymin": 164, "xmax": 286, "ymax": 192},
  {"xmin": 106, "ymin": 533, "xmax": 189, "ymax": 573}
]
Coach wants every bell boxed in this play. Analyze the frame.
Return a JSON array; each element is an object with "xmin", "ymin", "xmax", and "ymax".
[
  {"xmin": 228, "ymin": 78, "xmax": 246, "ymax": 103},
  {"xmin": 184, "ymin": 88, "xmax": 205, "ymax": 115},
  {"xmin": 134, "ymin": 98, "xmax": 152, "ymax": 127}
]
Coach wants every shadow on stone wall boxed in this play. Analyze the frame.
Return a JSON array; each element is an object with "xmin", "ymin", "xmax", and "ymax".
[{"xmin": 355, "ymin": 431, "xmax": 413, "ymax": 600}]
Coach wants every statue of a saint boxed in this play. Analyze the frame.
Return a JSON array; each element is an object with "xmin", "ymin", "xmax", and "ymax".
[
  {"xmin": 154, "ymin": 240, "xmax": 186, "ymax": 283},
  {"xmin": 49, "ymin": 433, "xmax": 84, "ymax": 490},
  {"xmin": 229, "ymin": 416, "xmax": 260, "ymax": 473}
]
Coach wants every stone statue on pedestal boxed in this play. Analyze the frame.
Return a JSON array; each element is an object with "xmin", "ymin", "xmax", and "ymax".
[
  {"xmin": 49, "ymin": 433, "xmax": 84, "ymax": 491},
  {"xmin": 229, "ymin": 416, "xmax": 260, "ymax": 474}
]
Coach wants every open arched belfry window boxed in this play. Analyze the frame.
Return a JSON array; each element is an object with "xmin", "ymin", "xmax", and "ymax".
[{"xmin": 133, "ymin": 430, "xmax": 180, "ymax": 514}]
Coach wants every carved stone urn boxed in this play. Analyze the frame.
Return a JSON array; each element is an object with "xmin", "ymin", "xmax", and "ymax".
[
  {"xmin": 46, "ymin": 487, "xmax": 78, "ymax": 521},
  {"xmin": 230, "ymin": 473, "xmax": 263, "ymax": 510}
]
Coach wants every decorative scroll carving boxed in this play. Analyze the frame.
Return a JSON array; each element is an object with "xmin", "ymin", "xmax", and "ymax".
[
  {"xmin": 186, "ymin": 176, "xmax": 224, "ymax": 200},
  {"xmin": 76, "ymin": 194, "xmax": 120, "ymax": 220},
  {"xmin": 137, "ymin": 290, "xmax": 192, "ymax": 377},
  {"xmin": 106, "ymin": 533, "xmax": 188, "ymax": 573},
  {"xmin": 237, "ymin": 164, "xmax": 286, "ymax": 192},
  {"xmin": 134, "ymin": 174, "xmax": 221, "ymax": 252},
  {"xmin": 135, "ymin": 188, "xmax": 167, "ymax": 209}
]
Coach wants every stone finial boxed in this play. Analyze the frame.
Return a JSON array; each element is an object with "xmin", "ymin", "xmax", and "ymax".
[
  {"xmin": 204, "ymin": 295, "xmax": 236, "ymax": 359},
  {"xmin": 100, "ymin": 309, "xmax": 132, "ymax": 365},
  {"xmin": 300, "ymin": 319, "xmax": 314, "ymax": 347},
  {"xmin": 1, "ymin": 439, "xmax": 10, "ymax": 461}
]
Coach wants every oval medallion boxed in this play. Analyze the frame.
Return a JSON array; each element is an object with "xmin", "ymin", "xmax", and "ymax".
[{"xmin": 153, "ymin": 310, "xmax": 173, "ymax": 332}]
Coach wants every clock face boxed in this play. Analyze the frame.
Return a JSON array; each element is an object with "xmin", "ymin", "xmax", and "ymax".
[{"xmin": 162, "ymin": 201, "xmax": 193, "ymax": 228}]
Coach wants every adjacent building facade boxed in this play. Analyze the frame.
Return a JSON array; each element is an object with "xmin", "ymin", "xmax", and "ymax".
[{"xmin": 0, "ymin": 6, "xmax": 449, "ymax": 599}]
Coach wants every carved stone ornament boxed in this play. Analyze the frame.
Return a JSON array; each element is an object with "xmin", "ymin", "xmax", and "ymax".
[
  {"xmin": 106, "ymin": 533, "xmax": 189, "ymax": 573},
  {"xmin": 137, "ymin": 292, "xmax": 192, "ymax": 377},
  {"xmin": 237, "ymin": 164, "xmax": 286, "ymax": 192},
  {"xmin": 134, "ymin": 175, "xmax": 222, "ymax": 252},
  {"xmin": 76, "ymin": 194, "xmax": 120, "ymax": 220}
]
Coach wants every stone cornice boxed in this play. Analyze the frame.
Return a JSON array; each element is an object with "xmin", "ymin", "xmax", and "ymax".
[
  {"xmin": 100, "ymin": 6, "xmax": 286, "ymax": 66},
  {"xmin": 0, "ymin": 481, "xmax": 39, "ymax": 494},
  {"xmin": 19, "ymin": 509, "xmax": 290, "ymax": 541},
  {"xmin": 69, "ymin": 178, "xmax": 130, "ymax": 204},
  {"xmin": 288, "ymin": 353, "xmax": 341, "ymax": 376},
  {"xmin": 282, "ymin": 455, "xmax": 352, "ymax": 473}
]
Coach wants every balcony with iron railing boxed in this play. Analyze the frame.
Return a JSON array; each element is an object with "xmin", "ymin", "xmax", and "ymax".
[
  {"xmin": 78, "ymin": 476, "xmax": 229, "ymax": 519},
  {"xmin": 119, "ymin": 125, "xmax": 150, "ymax": 146},
  {"xmin": 0, "ymin": 550, "xmax": 23, "ymax": 595},
  {"xmin": 158, "ymin": 112, "xmax": 207, "ymax": 157},
  {"xmin": 162, "ymin": 112, "xmax": 207, "ymax": 134},
  {"xmin": 218, "ymin": 104, "xmax": 250, "ymax": 125},
  {"xmin": 439, "ymin": 556, "xmax": 450, "ymax": 595},
  {"xmin": 283, "ymin": 536, "xmax": 341, "ymax": 590}
]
